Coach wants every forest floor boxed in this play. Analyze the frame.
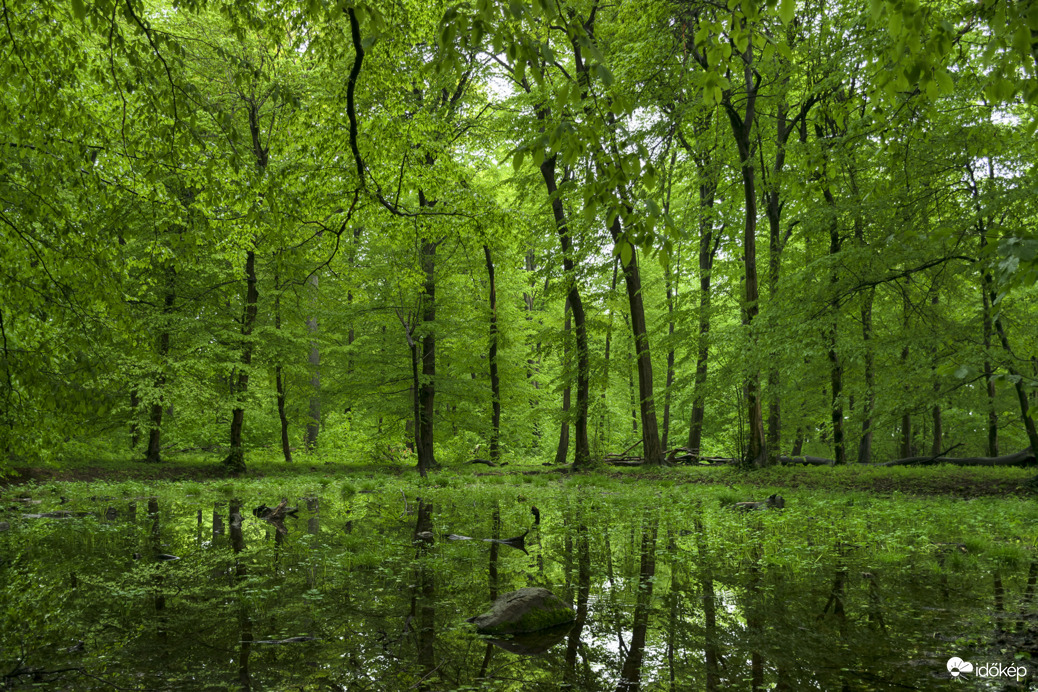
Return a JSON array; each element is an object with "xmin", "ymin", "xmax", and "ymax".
[{"xmin": 3, "ymin": 454, "xmax": 1035, "ymax": 497}]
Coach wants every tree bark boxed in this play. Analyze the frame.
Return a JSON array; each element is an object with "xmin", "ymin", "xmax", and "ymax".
[
  {"xmin": 145, "ymin": 268, "xmax": 175, "ymax": 464},
  {"xmin": 822, "ymin": 187, "xmax": 845, "ymax": 465},
  {"xmin": 483, "ymin": 245, "xmax": 501, "ymax": 463},
  {"xmin": 129, "ymin": 389, "xmax": 140, "ymax": 450},
  {"xmin": 991, "ymin": 303, "xmax": 1038, "ymax": 454},
  {"xmin": 662, "ymin": 262, "xmax": 676, "ymax": 452},
  {"xmin": 687, "ymin": 160, "xmax": 721, "ymax": 459},
  {"xmin": 661, "ymin": 148, "xmax": 679, "ymax": 453},
  {"xmin": 599, "ymin": 260, "xmax": 620, "ymax": 451},
  {"xmin": 223, "ymin": 248, "xmax": 258, "ymax": 473},
  {"xmin": 724, "ymin": 34, "xmax": 766, "ymax": 467},
  {"xmin": 858, "ymin": 288, "xmax": 875, "ymax": 463},
  {"xmin": 538, "ymin": 153, "xmax": 591, "ymax": 469},
  {"xmin": 609, "ymin": 217, "xmax": 664, "ymax": 465},
  {"xmin": 878, "ymin": 448, "xmax": 1035, "ymax": 467},
  {"xmin": 274, "ymin": 273, "xmax": 292, "ymax": 464},
  {"xmin": 304, "ymin": 274, "xmax": 320, "ymax": 450},
  {"xmin": 417, "ymin": 231, "xmax": 438, "ymax": 476},
  {"xmin": 554, "ymin": 299, "xmax": 572, "ymax": 466}
]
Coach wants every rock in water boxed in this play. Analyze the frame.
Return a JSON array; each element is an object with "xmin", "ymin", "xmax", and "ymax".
[{"xmin": 467, "ymin": 587, "xmax": 575, "ymax": 635}]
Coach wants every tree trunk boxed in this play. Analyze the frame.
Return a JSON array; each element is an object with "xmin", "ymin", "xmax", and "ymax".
[
  {"xmin": 599, "ymin": 260, "xmax": 619, "ymax": 450},
  {"xmin": 822, "ymin": 188, "xmax": 845, "ymax": 465},
  {"xmin": 554, "ymin": 299, "xmax": 572, "ymax": 466},
  {"xmin": 410, "ymin": 339, "xmax": 421, "ymax": 460},
  {"xmin": 609, "ymin": 217, "xmax": 664, "ymax": 465},
  {"xmin": 858, "ymin": 288, "xmax": 875, "ymax": 464},
  {"xmin": 145, "ymin": 269, "xmax": 175, "ymax": 464},
  {"xmin": 991, "ymin": 303, "xmax": 1038, "ymax": 454},
  {"xmin": 688, "ymin": 175, "xmax": 720, "ymax": 458},
  {"xmin": 483, "ymin": 245, "xmax": 501, "ymax": 463},
  {"xmin": 899, "ymin": 335, "xmax": 913, "ymax": 458},
  {"xmin": 878, "ymin": 448, "xmax": 1035, "ymax": 467},
  {"xmin": 127, "ymin": 390, "xmax": 140, "ymax": 454},
  {"xmin": 304, "ymin": 273, "xmax": 320, "ymax": 451},
  {"xmin": 538, "ymin": 153, "xmax": 591, "ymax": 468},
  {"xmin": 223, "ymin": 248, "xmax": 258, "ymax": 473},
  {"xmin": 763, "ymin": 115, "xmax": 787, "ymax": 461},
  {"xmin": 662, "ymin": 262, "xmax": 676, "ymax": 452},
  {"xmin": 724, "ymin": 37, "xmax": 766, "ymax": 467},
  {"xmin": 274, "ymin": 276, "xmax": 292, "ymax": 464},
  {"xmin": 981, "ymin": 233, "xmax": 1000, "ymax": 456},
  {"xmin": 417, "ymin": 230, "xmax": 438, "ymax": 476}
]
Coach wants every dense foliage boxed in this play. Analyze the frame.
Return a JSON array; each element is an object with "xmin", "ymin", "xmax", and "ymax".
[{"xmin": 2, "ymin": 0, "xmax": 1037, "ymax": 474}]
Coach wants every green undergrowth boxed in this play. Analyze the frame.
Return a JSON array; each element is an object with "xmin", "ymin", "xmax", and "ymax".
[{"xmin": 5, "ymin": 449, "xmax": 1037, "ymax": 497}]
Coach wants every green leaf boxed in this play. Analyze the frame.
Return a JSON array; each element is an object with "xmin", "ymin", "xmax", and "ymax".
[
  {"xmin": 595, "ymin": 63, "xmax": 614, "ymax": 87},
  {"xmin": 619, "ymin": 240, "xmax": 632, "ymax": 267},
  {"xmin": 72, "ymin": 0, "xmax": 86, "ymax": 20},
  {"xmin": 778, "ymin": 0, "xmax": 795, "ymax": 25},
  {"xmin": 657, "ymin": 249, "xmax": 670, "ymax": 272}
]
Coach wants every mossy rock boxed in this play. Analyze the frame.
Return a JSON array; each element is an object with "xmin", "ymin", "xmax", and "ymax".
[{"xmin": 466, "ymin": 587, "xmax": 575, "ymax": 635}]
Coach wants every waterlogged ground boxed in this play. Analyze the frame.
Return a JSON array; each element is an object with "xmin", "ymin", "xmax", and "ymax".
[{"xmin": 1, "ymin": 473, "xmax": 1037, "ymax": 690}]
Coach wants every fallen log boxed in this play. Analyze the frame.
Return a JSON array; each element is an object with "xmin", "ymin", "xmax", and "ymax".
[
  {"xmin": 878, "ymin": 447, "xmax": 1034, "ymax": 467},
  {"xmin": 732, "ymin": 494, "xmax": 785, "ymax": 511},
  {"xmin": 605, "ymin": 458, "xmax": 644, "ymax": 467},
  {"xmin": 778, "ymin": 455, "xmax": 837, "ymax": 466}
]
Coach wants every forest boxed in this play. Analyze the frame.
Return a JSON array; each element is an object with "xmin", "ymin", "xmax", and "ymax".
[
  {"xmin": 1, "ymin": 0, "xmax": 1038, "ymax": 689},
  {"xmin": 1, "ymin": 0, "xmax": 1037, "ymax": 475}
]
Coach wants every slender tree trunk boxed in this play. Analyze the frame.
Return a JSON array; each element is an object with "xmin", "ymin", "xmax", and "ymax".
[
  {"xmin": 223, "ymin": 248, "xmax": 258, "ymax": 472},
  {"xmin": 274, "ymin": 276, "xmax": 292, "ymax": 464},
  {"xmin": 991, "ymin": 298, "xmax": 1038, "ymax": 453},
  {"xmin": 538, "ymin": 153, "xmax": 591, "ymax": 468},
  {"xmin": 981, "ymin": 237, "xmax": 1000, "ymax": 456},
  {"xmin": 725, "ymin": 38, "xmax": 766, "ymax": 466},
  {"xmin": 662, "ymin": 263, "xmax": 676, "ymax": 452},
  {"xmin": 483, "ymin": 245, "xmax": 501, "ymax": 462},
  {"xmin": 130, "ymin": 389, "xmax": 140, "ymax": 450},
  {"xmin": 822, "ymin": 188, "xmax": 845, "ymax": 465},
  {"xmin": 417, "ymin": 231, "xmax": 438, "ymax": 476},
  {"xmin": 661, "ymin": 148, "xmax": 679, "ymax": 453},
  {"xmin": 688, "ymin": 177, "xmax": 720, "ymax": 458},
  {"xmin": 410, "ymin": 339, "xmax": 421, "ymax": 459},
  {"xmin": 858, "ymin": 288, "xmax": 875, "ymax": 463},
  {"xmin": 790, "ymin": 427, "xmax": 804, "ymax": 456},
  {"xmin": 898, "ymin": 312, "xmax": 914, "ymax": 458},
  {"xmin": 304, "ymin": 274, "xmax": 320, "ymax": 450},
  {"xmin": 763, "ymin": 141, "xmax": 785, "ymax": 461},
  {"xmin": 609, "ymin": 217, "xmax": 664, "ymax": 464},
  {"xmin": 932, "ymin": 397, "xmax": 943, "ymax": 456},
  {"xmin": 599, "ymin": 260, "xmax": 619, "ymax": 450},
  {"xmin": 555, "ymin": 299, "xmax": 572, "ymax": 465},
  {"xmin": 145, "ymin": 269, "xmax": 175, "ymax": 464}
]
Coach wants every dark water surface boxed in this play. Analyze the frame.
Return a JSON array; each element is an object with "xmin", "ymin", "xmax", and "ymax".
[{"xmin": 2, "ymin": 485, "xmax": 1036, "ymax": 690}]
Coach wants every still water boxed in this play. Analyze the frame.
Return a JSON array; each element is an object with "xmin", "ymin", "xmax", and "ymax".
[{"xmin": 1, "ymin": 484, "xmax": 1035, "ymax": 690}]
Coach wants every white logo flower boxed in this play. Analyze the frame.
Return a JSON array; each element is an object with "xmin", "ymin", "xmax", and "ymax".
[{"xmin": 947, "ymin": 657, "xmax": 974, "ymax": 679}]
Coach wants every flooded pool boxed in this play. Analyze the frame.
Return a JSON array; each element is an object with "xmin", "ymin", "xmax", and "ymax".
[{"xmin": 1, "ymin": 483, "xmax": 1035, "ymax": 690}]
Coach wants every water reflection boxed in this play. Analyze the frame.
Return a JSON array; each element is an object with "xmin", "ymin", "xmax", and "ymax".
[{"xmin": 0, "ymin": 489, "xmax": 1035, "ymax": 690}]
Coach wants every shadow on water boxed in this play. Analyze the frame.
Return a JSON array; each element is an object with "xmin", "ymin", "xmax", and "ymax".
[{"xmin": 0, "ymin": 487, "xmax": 1036, "ymax": 690}]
